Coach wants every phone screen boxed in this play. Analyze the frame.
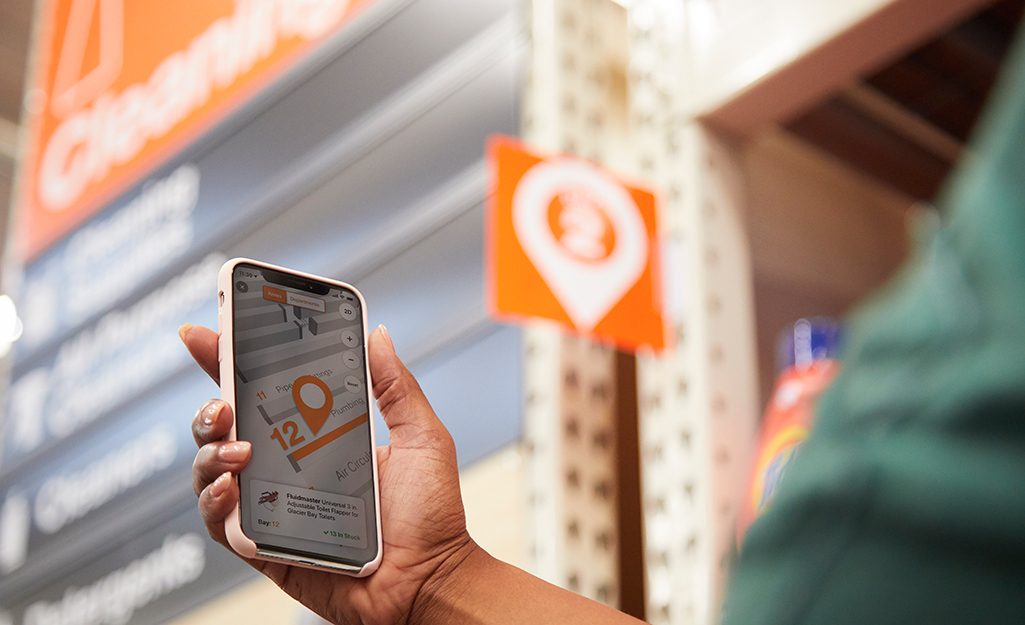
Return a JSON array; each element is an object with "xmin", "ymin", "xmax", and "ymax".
[{"xmin": 231, "ymin": 263, "xmax": 378, "ymax": 566}]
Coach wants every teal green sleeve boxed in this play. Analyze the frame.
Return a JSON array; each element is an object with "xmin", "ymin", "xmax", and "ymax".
[{"xmin": 722, "ymin": 23, "xmax": 1025, "ymax": 625}]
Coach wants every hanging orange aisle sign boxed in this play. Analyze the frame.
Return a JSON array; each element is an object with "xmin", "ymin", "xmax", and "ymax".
[
  {"xmin": 487, "ymin": 135, "xmax": 666, "ymax": 352},
  {"xmin": 18, "ymin": 0, "xmax": 373, "ymax": 259}
]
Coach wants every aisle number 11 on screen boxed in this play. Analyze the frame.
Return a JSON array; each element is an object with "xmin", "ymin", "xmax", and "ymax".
[{"xmin": 486, "ymin": 135, "xmax": 666, "ymax": 352}]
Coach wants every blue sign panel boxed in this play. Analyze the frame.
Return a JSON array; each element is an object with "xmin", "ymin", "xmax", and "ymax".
[
  {"xmin": 0, "ymin": 507, "xmax": 256, "ymax": 625},
  {"xmin": 0, "ymin": 369, "xmax": 211, "ymax": 595}
]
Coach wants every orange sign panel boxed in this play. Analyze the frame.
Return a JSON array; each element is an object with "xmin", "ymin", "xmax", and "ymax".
[
  {"xmin": 19, "ymin": 0, "xmax": 372, "ymax": 259},
  {"xmin": 487, "ymin": 136, "xmax": 666, "ymax": 352}
]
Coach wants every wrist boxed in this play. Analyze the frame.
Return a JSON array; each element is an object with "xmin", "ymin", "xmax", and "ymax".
[{"xmin": 408, "ymin": 536, "xmax": 490, "ymax": 625}]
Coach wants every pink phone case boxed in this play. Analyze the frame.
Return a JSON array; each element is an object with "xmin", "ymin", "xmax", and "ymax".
[{"xmin": 217, "ymin": 258, "xmax": 382, "ymax": 576}]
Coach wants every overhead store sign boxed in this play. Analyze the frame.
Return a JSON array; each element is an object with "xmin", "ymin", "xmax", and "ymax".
[
  {"xmin": 487, "ymin": 136, "xmax": 665, "ymax": 352},
  {"xmin": 0, "ymin": 371, "xmax": 201, "ymax": 581},
  {"xmin": 0, "ymin": 508, "xmax": 255, "ymax": 625},
  {"xmin": 19, "ymin": 0, "xmax": 372, "ymax": 259}
]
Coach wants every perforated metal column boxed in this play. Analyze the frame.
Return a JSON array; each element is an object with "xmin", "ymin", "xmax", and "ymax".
[
  {"xmin": 627, "ymin": 2, "xmax": 759, "ymax": 624},
  {"xmin": 521, "ymin": 0, "xmax": 759, "ymax": 617},
  {"xmin": 521, "ymin": 0, "xmax": 630, "ymax": 607}
]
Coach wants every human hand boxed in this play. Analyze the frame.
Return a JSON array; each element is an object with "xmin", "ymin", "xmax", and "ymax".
[{"xmin": 182, "ymin": 324, "xmax": 479, "ymax": 625}]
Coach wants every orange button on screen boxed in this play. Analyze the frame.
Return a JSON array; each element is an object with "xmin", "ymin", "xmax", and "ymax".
[{"xmin": 263, "ymin": 286, "xmax": 286, "ymax": 304}]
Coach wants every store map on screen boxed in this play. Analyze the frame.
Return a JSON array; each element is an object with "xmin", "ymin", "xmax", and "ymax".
[{"xmin": 234, "ymin": 268, "xmax": 373, "ymax": 548}]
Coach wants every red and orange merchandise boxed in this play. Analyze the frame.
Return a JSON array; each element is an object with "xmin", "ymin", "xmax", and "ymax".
[{"xmin": 736, "ymin": 319, "xmax": 843, "ymax": 545}]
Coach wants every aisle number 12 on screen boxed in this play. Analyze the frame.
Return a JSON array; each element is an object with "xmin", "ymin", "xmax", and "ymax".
[{"xmin": 486, "ymin": 135, "xmax": 666, "ymax": 352}]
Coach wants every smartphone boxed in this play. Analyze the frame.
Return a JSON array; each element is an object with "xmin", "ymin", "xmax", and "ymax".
[{"xmin": 217, "ymin": 258, "xmax": 382, "ymax": 575}]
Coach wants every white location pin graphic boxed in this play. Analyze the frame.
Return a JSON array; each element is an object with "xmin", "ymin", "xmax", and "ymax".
[{"xmin": 512, "ymin": 158, "xmax": 648, "ymax": 331}]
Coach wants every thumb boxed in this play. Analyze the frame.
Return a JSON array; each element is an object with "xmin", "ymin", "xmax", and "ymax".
[{"xmin": 368, "ymin": 325, "xmax": 450, "ymax": 449}]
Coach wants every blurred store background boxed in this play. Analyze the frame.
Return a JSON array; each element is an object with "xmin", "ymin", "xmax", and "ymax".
[
  {"xmin": 0, "ymin": 0, "xmax": 32, "ymax": 263},
  {"xmin": 0, "ymin": 1, "xmax": 1020, "ymax": 625}
]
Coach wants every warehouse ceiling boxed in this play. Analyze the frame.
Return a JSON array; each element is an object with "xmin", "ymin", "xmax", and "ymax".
[
  {"xmin": 785, "ymin": 0, "xmax": 1025, "ymax": 202},
  {"xmin": 0, "ymin": 0, "xmax": 32, "ymax": 270},
  {"xmin": 0, "ymin": 0, "xmax": 32, "ymax": 141}
]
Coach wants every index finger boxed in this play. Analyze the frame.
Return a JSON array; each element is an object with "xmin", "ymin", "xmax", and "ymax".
[{"xmin": 179, "ymin": 324, "xmax": 220, "ymax": 384}]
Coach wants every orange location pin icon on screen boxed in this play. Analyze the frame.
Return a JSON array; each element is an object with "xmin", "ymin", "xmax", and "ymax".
[{"xmin": 292, "ymin": 375, "xmax": 333, "ymax": 436}]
